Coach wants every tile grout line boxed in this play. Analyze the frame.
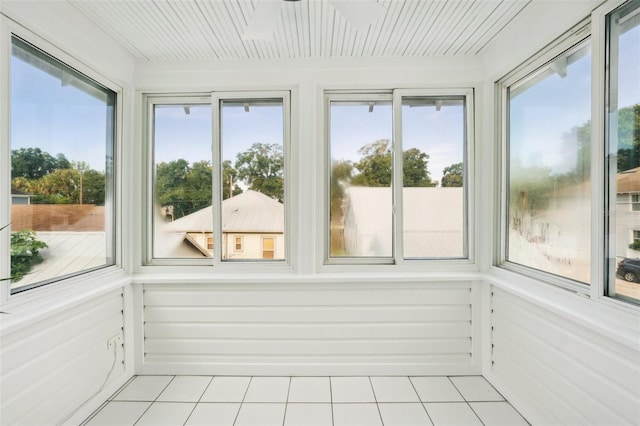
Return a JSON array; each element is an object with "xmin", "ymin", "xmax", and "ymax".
[
  {"xmin": 368, "ymin": 376, "xmax": 385, "ymax": 426},
  {"xmin": 408, "ymin": 376, "xmax": 435, "ymax": 426},
  {"xmin": 181, "ymin": 375, "xmax": 214, "ymax": 426},
  {"xmin": 132, "ymin": 375, "xmax": 176, "ymax": 426},
  {"xmin": 446, "ymin": 376, "xmax": 467, "ymax": 401},
  {"xmin": 329, "ymin": 377, "xmax": 334, "ymax": 426},
  {"xmin": 282, "ymin": 376, "xmax": 292, "ymax": 426},
  {"xmin": 232, "ymin": 376, "xmax": 253, "ymax": 426}
]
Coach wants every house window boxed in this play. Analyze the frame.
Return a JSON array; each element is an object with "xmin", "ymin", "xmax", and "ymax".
[
  {"xmin": 8, "ymin": 36, "xmax": 116, "ymax": 292},
  {"xmin": 147, "ymin": 92, "xmax": 289, "ymax": 264},
  {"xmin": 501, "ymin": 35, "xmax": 591, "ymax": 286},
  {"xmin": 606, "ymin": 1, "xmax": 640, "ymax": 304},
  {"xmin": 326, "ymin": 91, "xmax": 469, "ymax": 263},
  {"xmin": 262, "ymin": 237, "xmax": 275, "ymax": 259}
]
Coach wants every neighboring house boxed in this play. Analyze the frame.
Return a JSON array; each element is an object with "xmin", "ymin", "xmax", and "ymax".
[
  {"xmin": 342, "ymin": 186, "xmax": 464, "ymax": 258},
  {"xmin": 616, "ymin": 167, "xmax": 640, "ymax": 258},
  {"xmin": 11, "ymin": 185, "xmax": 30, "ymax": 205},
  {"xmin": 161, "ymin": 190, "xmax": 285, "ymax": 259}
]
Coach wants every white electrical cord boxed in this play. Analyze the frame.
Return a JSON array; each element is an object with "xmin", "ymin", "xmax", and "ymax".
[{"xmin": 56, "ymin": 340, "xmax": 120, "ymax": 426}]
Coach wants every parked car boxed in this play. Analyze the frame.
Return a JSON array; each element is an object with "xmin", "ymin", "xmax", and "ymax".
[{"xmin": 616, "ymin": 258, "xmax": 640, "ymax": 282}]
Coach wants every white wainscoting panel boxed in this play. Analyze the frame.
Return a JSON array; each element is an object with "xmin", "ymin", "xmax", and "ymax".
[
  {"xmin": 0, "ymin": 290, "xmax": 126, "ymax": 426},
  {"xmin": 141, "ymin": 281, "xmax": 477, "ymax": 376},
  {"xmin": 489, "ymin": 287, "xmax": 640, "ymax": 426}
]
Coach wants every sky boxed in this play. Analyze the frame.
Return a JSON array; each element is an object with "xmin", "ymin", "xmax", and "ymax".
[
  {"xmin": 510, "ymin": 26, "xmax": 640, "ymax": 175},
  {"xmin": 329, "ymin": 101, "xmax": 464, "ymax": 184},
  {"xmin": 11, "ymin": 54, "xmax": 110, "ymax": 172}
]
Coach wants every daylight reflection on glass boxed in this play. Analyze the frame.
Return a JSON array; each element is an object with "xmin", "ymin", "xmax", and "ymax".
[
  {"xmin": 153, "ymin": 104, "xmax": 212, "ymax": 259},
  {"xmin": 329, "ymin": 100, "xmax": 393, "ymax": 258},
  {"xmin": 507, "ymin": 42, "xmax": 591, "ymax": 284},
  {"xmin": 10, "ymin": 37, "xmax": 115, "ymax": 291}
]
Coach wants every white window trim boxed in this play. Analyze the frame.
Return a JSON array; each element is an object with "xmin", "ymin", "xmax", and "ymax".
[
  {"xmin": 143, "ymin": 94, "xmax": 211, "ymax": 267},
  {"xmin": 1, "ymin": 18, "xmax": 124, "ymax": 304},
  {"xmin": 496, "ymin": 21, "xmax": 592, "ymax": 295},
  {"xmin": 320, "ymin": 88, "xmax": 474, "ymax": 270},
  {"xmin": 493, "ymin": 1, "xmax": 640, "ymax": 312},
  {"xmin": 212, "ymin": 91, "xmax": 292, "ymax": 268},
  {"xmin": 143, "ymin": 91, "xmax": 295, "ymax": 272},
  {"xmin": 598, "ymin": 0, "xmax": 640, "ymax": 307}
]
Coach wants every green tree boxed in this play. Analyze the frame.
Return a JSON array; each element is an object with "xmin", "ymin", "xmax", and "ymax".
[
  {"xmin": 235, "ymin": 143, "xmax": 284, "ymax": 202},
  {"xmin": 32, "ymin": 168, "xmax": 81, "ymax": 204},
  {"xmin": 351, "ymin": 139, "xmax": 392, "ymax": 187},
  {"xmin": 156, "ymin": 159, "xmax": 212, "ymax": 218},
  {"xmin": 351, "ymin": 139, "xmax": 432, "ymax": 187},
  {"xmin": 616, "ymin": 104, "xmax": 640, "ymax": 172},
  {"xmin": 403, "ymin": 147, "xmax": 433, "ymax": 187},
  {"xmin": 11, "ymin": 147, "xmax": 69, "ymax": 179},
  {"xmin": 441, "ymin": 162, "xmax": 463, "ymax": 187},
  {"xmin": 80, "ymin": 169, "xmax": 106, "ymax": 205}
]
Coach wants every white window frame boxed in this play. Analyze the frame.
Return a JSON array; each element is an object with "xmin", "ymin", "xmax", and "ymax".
[
  {"xmin": 143, "ymin": 91, "xmax": 293, "ymax": 271},
  {"xmin": 144, "ymin": 94, "xmax": 211, "ymax": 266},
  {"xmin": 496, "ymin": 20, "xmax": 592, "ymax": 295},
  {"xmin": 1, "ymin": 24, "xmax": 123, "ymax": 302},
  {"xmin": 322, "ymin": 88, "xmax": 474, "ymax": 268},
  {"xmin": 601, "ymin": 0, "xmax": 640, "ymax": 306}
]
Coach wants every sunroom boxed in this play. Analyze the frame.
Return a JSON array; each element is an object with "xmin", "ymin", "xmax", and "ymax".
[{"xmin": 1, "ymin": 1, "xmax": 639, "ymax": 425}]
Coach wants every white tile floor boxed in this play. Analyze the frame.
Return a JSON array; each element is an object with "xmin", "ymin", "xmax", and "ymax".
[{"xmin": 82, "ymin": 375, "xmax": 530, "ymax": 426}]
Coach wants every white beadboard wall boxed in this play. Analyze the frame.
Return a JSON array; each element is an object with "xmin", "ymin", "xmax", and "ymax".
[
  {"xmin": 140, "ymin": 280, "xmax": 480, "ymax": 376},
  {"xmin": 0, "ymin": 290, "xmax": 126, "ymax": 426},
  {"xmin": 488, "ymin": 286, "xmax": 640, "ymax": 426}
]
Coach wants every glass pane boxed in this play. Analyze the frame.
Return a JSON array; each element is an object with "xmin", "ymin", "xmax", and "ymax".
[
  {"xmin": 10, "ymin": 37, "xmax": 115, "ymax": 291},
  {"xmin": 152, "ymin": 104, "xmax": 212, "ymax": 258},
  {"xmin": 507, "ymin": 42, "xmax": 591, "ymax": 284},
  {"xmin": 329, "ymin": 100, "xmax": 393, "ymax": 258},
  {"xmin": 401, "ymin": 96, "xmax": 465, "ymax": 258},
  {"xmin": 607, "ymin": 2, "xmax": 640, "ymax": 304},
  {"xmin": 220, "ymin": 99, "xmax": 285, "ymax": 261}
]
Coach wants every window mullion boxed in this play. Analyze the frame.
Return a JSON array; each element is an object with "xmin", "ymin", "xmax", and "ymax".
[
  {"xmin": 211, "ymin": 93, "xmax": 223, "ymax": 267},
  {"xmin": 392, "ymin": 90, "xmax": 404, "ymax": 264}
]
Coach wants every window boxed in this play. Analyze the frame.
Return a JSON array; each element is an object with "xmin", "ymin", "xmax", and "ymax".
[
  {"xmin": 9, "ymin": 36, "xmax": 116, "ymax": 292},
  {"xmin": 326, "ymin": 90, "xmax": 469, "ymax": 263},
  {"xmin": 151, "ymin": 101, "xmax": 212, "ymax": 259},
  {"xmin": 262, "ymin": 237, "xmax": 275, "ymax": 259},
  {"xmin": 148, "ymin": 92, "xmax": 289, "ymax": 264},
  {"xmin": 217, "ymin": 96, "xmax": 286, "ymax": 262},
  {"xmin": 502, "ymin": 36, "xmax": 591, "ymax": 286},
  {"xmin": 606, "ymin": 1, "xmax": 640, "ymax": 304}
]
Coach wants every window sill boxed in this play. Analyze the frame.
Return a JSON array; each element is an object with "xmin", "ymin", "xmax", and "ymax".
[
  {"xmin": 486, "ymin": 266, "xmax": 640, "ymax": 350},
  {"xmin": 1, "ymin": 267, "xmax": 130, "ymax": 335}
]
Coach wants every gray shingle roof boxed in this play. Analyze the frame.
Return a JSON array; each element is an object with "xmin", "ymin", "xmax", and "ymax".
[{"xmin": 164, "ymin": 190, "xmax": 284, "ymax": 233}]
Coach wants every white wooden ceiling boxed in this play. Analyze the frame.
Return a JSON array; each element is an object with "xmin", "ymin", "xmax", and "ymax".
[{"xmin": 67, "ymin": 0, "xmax": 534, "ymax": 61}]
